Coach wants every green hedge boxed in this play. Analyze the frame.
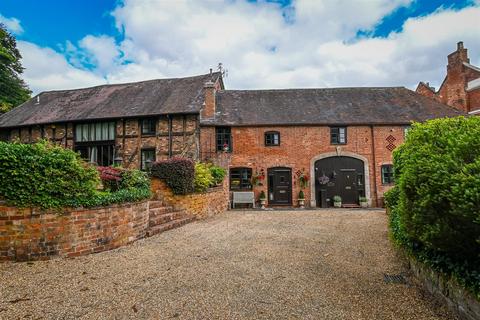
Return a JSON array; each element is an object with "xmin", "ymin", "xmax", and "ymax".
[
  {"xmin": 385, "ymin": 116, "xmax": 480, "ymax": 298},
  {"xmin": 0, "ymin": 141, "xmax": 99, "ymax": 209},
  {"xmin": 0, "ymin": 141, "xmax": 151, "ymax": 209}
]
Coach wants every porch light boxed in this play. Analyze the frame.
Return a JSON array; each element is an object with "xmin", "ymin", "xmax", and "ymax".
[{"xmin": 114, "ymin": 156, "xmax": 123, "ymax": 166}]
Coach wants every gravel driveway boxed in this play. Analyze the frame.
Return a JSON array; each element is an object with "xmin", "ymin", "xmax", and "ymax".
[{"xmin": 0, "ymin": 209, "xmax": 455, "ymax": 320}]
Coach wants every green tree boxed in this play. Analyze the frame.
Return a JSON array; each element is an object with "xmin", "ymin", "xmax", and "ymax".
[{"xmin": 0, "ymin": 23, "xmax": 31, "ymax": 113}]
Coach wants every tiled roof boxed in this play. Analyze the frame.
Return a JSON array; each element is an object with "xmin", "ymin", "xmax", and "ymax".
[
  {"xmin": 206, "ymin": 87, "xmax": 464, "ymax": 126},
  {"xmin": 0, "ymin": 72, "xmax": 221, "ymax": 128}
]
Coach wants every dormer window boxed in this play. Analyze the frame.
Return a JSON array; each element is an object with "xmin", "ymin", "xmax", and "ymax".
[{"xmin": 265, "ymin": 131, "xmax": 280, "ymax": 146}]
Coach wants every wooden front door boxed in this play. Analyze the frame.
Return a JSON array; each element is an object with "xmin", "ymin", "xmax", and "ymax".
[{"xmin": 268, "ymin": 167, "xmax": 292, "ymax": 205}]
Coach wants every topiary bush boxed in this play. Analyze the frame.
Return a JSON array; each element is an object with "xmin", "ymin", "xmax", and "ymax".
[
  {"xmin": 150, "ymin": 157, "xmax": 195, "ymax": 195},
  {"xmin": 209, "ymin": 164, "xmax": 226, "ymax": 186},
  {"xmin": 386, "ymin": 116, "xmax": 480, "ymax": 298},
  {"xmin": 194, "ymin": 162, "xmax": 214, "ymax": 192},
  {"xmin": 0, "ymin": 140, "xmax": 99, "ymax": 209}
]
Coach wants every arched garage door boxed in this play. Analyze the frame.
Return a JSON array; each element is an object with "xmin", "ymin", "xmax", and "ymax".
[{"xmin": 314, "ymin": 157, "xmax": 365, "ymax": 207}]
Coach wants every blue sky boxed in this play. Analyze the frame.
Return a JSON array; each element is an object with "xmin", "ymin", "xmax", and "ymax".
[{"xmin": 0, "ymin": 0, "xmax": 479, "ymax": 93}]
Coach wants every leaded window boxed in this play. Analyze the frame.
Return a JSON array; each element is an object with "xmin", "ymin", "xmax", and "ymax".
[
  {"xmin": 141, "ymin": 149, "xmax": 156, "ymax": 171},
  {"xmin": 230, "ymin": 167, "xmax": 252, "ymax": 190},
  {"xmin": 141, "ymin": 118, "xmax": 156, "ymax": 136},
  {"xmin": 216, "ymin": 127, "xmax": 232, "ymax": 152},
  {"xmin": 381, "ymin": 164, "xmax": 394, "ymax": 184}
]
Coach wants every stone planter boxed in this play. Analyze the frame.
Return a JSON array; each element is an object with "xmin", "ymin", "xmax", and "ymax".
[
  {"xmin": 298, "ymin": 199, "xmax": 305, "ymax": 208},
  {"xmin": 360, "ymin": 201, "xmax": 368, "ymax": 208},
  {"xmin": 333, "ymin": 201, "xmax": 342, "ymax": 208},
  {"xmin": 259, "ymin": 199, "xmax": 266, "ymax": 209}
]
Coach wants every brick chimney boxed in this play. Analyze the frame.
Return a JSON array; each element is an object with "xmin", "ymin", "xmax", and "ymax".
[
  {"xmin": 201, "ymin": 80, "xmax": 216, "ymax": 120},
  {"xmin": 447, "ymin": 41, "xmax": 470, "ymax": 71}
]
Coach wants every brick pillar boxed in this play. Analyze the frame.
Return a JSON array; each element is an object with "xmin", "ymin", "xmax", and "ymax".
[{"xmin": 201, "ymin": 81, "xmax": 216, "ymax": 120}]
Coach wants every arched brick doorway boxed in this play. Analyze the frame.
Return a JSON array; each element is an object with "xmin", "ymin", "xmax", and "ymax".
[{"xmin": 310, "ymin": 151, "xmax": 371, "ymax": 207}]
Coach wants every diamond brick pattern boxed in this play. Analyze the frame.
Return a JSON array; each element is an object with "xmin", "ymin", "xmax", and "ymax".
[
  {"xmin": 386, "ymin": 135, "xmax": 396, "ymax": 144},
  {"xmin": 386, "ymin": 143, "xmax": 396, "ymax": 151}
]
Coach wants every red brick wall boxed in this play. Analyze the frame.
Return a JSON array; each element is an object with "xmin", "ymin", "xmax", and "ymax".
[
  {"xmin": 0, "ymin": 201, "xmax": 149, "ymax": 262},
  {"xmin": 468, "ymin": 88, "xmax": 480, "ymax": 113},
  {"xmin": 151, "ymin": 178, "xmax": 229, "ymax": 219},
  {"xmin": 201, "ymin": 125, "xmax": 405, "ymax": 208}
]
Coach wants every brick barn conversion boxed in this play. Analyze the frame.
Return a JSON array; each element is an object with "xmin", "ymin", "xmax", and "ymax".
[{"xmin": 0, "ymin": 45, "xmax": 467, "ymax": 208}]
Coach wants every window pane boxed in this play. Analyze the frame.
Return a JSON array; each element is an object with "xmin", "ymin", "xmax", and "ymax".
[
  {"xmin": 108, "ymin": 122, "xmax": 115, "ymax": 140},
  {"xmin": 75, "ymin": 126, "xmax": 82, "ymax": 142},
  {"xmin": 230, "ymin": 168, "xmax": 251, "ymax": 190},
  {"xmin": 82, "ymin": 124, "xmax": 89, "ymax": 141}
]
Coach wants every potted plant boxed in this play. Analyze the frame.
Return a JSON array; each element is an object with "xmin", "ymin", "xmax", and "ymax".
[
  {"xmin": 333, "ymin": 195, "xmax": 342, "ymax": 208},
  {"xmin": 259, "ymin": 190, "xmax": 267, "ymax": 209},
  {"xmin": 359, "ymin": 196, "xmax": 368, "ymax": 208},
  {"xmin": 298, "ymin": 190, "xmax": 305, "ymax": 208}
]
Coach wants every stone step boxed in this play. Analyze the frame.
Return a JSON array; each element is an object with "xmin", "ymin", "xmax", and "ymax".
[
  {"xmin": 149, "ymin": 210, "xmax": 189, "ymax": 227},
  {"xmin": 146, "ymin": 216, "xmax": 196, "ymax": 237},
  {"xmin": 149, "ymin": 200, "xmax": 166, "ymax": 209},
  {"xmin": 149, "ymin": 206, "xmax": 174, "ymax": 217}
]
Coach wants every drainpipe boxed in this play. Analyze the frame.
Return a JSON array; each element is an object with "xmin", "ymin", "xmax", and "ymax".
[
  {"xmin": 370, "ymin": 125, "xmax": 379, "ymax": 206},
  {"xmin": 168, "ymin": 115, "xmax": 173, "ymax": 158}
]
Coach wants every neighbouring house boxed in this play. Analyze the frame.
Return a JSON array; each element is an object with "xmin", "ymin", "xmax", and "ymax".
[
  {"xmin": 0, "ymin": 68, "xmax": 462, "ymax": 208},
  {"xmin": 0, "ymin": 72, "xmax": 223, "ymax": 169},
  {"xmin": 416, "ymin": 41, "xmax": 480, "ymax": 115}
]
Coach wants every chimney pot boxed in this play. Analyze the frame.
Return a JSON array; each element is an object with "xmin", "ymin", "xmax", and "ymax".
[
  {"xmin": 209, "ymin": 68, "xmax": 212, "ymax": 76},
  {"xmin": 457, "ymin": 41, "xmax": 464, "ymax": 50}
]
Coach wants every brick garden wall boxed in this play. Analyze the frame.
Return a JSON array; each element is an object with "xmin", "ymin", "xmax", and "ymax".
[
  {"xmin": 0, "ymin": 201, "xmax": 149, "ymax": 262},
  {"xmin": 151, "ymin": 178, "xmax": 229, "ymax": 219}
]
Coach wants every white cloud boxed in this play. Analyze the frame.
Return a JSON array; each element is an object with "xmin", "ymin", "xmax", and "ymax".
[
  {"xmin": 11, "ymin": 0, "xmax": 480, "ymax": 94},
  {"xmin": 0, "ymin": 14, "xmax": 23, "ymax": 34},
  {"xmin": 18, "ymin": 41, "xmax": 105, "ymax": 93}
]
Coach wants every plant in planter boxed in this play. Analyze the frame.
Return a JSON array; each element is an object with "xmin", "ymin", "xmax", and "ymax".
[
  {"xmin": 251, "ymin": 168, "xmax": 265, "ymax": 186},
  {"xmin": 295, "ymin": 169, "xmax": 309, "ymax": 189},
  {"xmin": 359, "ymin": 196, "xmax": 368, "ymax": 208},
  {"xmin": 259, "ymin": 190, "xmax": 267, "ymax": 209},
  {"xmin": 333, "ymin": 195, "xmax": 342, "ymax": 208},
  {"xmin": 298, "ymin": 190, "xmax": 305, "ymax": 208}
]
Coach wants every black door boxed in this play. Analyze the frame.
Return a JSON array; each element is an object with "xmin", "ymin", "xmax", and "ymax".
[
  {"xmin": 268, "ymin": 167, "xmax": 292, "ymax": 205},
  {"xmin": 339, "ymin": 169, "xmax": 358, "ymax": 204},
  {"xmin": 315, "ymin": 157, "xmax": 365, "ymax": 207}
]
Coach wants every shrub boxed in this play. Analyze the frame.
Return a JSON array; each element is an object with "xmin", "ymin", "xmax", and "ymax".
[
  {"xmin": 97, "ymin": 166, "xmax": 122, "ymax": 191},
  {"xmin": 209, "ymin": 165, "xmax": 226, "ymax": 186},
  {"xmin": 150, "ymin": 157, "xmax": 195, "ymax": 195},
  {"xmin": 64, "ymin": 188, "xmax": 151, "ymax": 208},
  {"xmin": 0, "ymin": 141, "xmax": 99, "ymax": 209},
  {"xmin": 259, "ymin": 190, "xmax": 266, "ymax": 200},
  {"xmin": 386, "ymin": 116, "xmax": 480, "ymax": 298},
  {"xmin": 194, "ymin": 162, "xmax": 214, "ymax": 192},
  {"xmin": 120, "ymin": 169, "xmax": 150, "ymax": 190}
]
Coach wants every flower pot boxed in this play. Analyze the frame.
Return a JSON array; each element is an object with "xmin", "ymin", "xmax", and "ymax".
[
  {"xmin": 333, "ymin": 201, "xmax": 342, "ymax": 208},
  {"xmin": 298, "ymin": 199, "xmax": 305, "ymax": 208},
  {"xmin": 260, "ymin": 199, "xmax": 266, "ymax": 209},
  {"xmin": 360, "ymin": 201, "xmax": 368, "ymax": 208}
]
